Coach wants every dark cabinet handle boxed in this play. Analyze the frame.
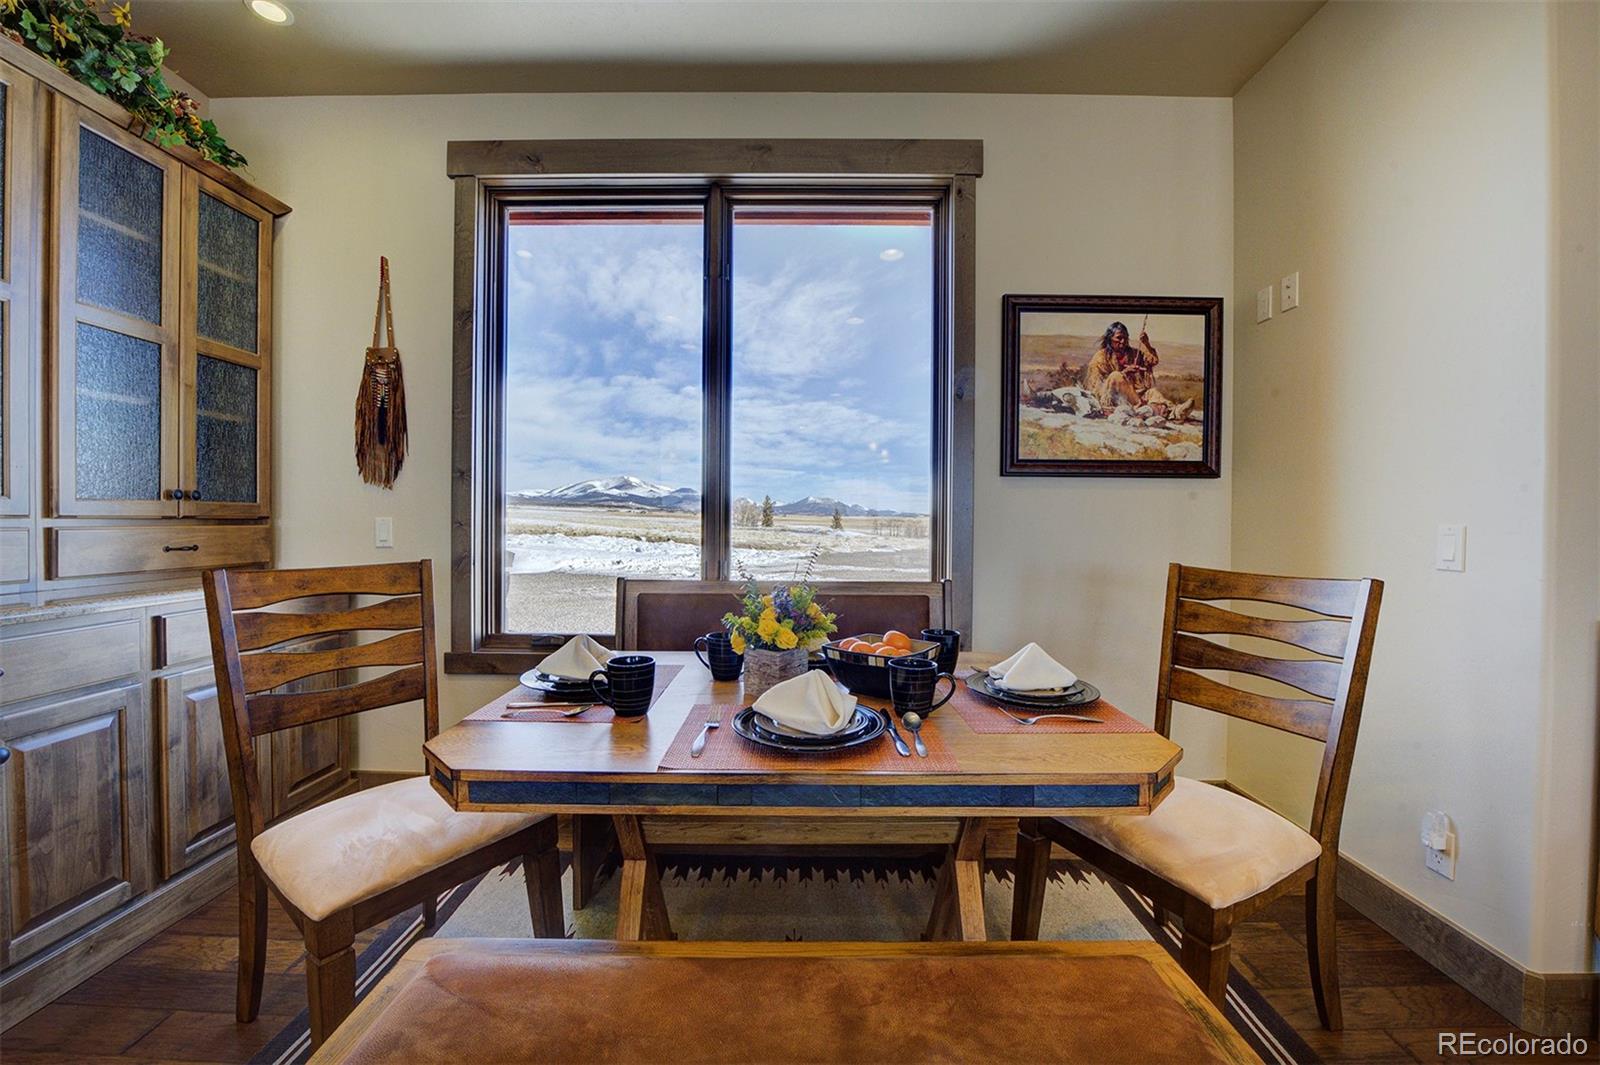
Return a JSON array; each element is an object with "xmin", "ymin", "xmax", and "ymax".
[
  {"xmin": 190, "ymin": 490, "xmax": 202, "ymax": 500},
  {"xmin": 163, "ymin": 544, "xmax": 200, "ymax": 553},
  {"xmin": 0, "ymin": 746, "xmax": 10, "ymax": 766},
  {"xmin": 171, "ymin": 488, "xmax": 187, "ymax": 500}
]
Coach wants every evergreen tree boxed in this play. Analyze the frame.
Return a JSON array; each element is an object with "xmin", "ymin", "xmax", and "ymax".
[
  {"xmin": 831, "ymin": 506, "xmax": 844, "ymax": 531},
  {"xmin": 761, "ymin": 495, "xmax": 775, "ymax": 528}
]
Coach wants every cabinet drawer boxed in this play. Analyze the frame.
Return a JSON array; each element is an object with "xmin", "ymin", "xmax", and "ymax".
[
  {"xmin": 49, "ymin": 524, "xmax": 271, "ymax": 580},
  {"xmin": 0, "ymin": 615, "xmax": 142, "ymax": 704},
  {"xmin": 153, "ymin": 608, "xmax": 212, "ymax": 669}
]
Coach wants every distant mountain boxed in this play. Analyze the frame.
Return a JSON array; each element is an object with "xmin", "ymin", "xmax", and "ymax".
[
  {"xmin": 511, "ymin": 476, "xmax": 699, "ymax": 511},
  {"xmin": 773, "ymin": 495, "xmax": 909, "ymax": 518},
  {"xmin": 510, "ymin": 478, "xmax": 915, "ymax": 517}
]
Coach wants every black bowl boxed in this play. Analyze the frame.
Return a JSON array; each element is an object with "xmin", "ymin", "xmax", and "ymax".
[{"xmin": 819, "ymin": 634, "xmax": 939, "ymax": 698}]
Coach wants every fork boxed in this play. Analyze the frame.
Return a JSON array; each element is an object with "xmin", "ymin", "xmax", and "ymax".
[
  {"xmin": 993, "ymin": 706, "xmax": 1102, "ymax": 726},
  {"xmin": 689, "ymin": 715, "xmax": 721, "ymax": 757}
]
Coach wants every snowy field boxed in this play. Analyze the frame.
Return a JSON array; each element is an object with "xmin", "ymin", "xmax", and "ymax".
[{"xmin": 504, "ymin": 503, "xmax": 930, "ymax": 635}]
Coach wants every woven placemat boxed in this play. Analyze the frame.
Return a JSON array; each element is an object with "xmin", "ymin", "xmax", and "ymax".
[
  {"xmin": 947, "ymin": 677, "xmax": 1150, "ymax": 735},
  {"xmin": 659, "ymin": 703, "xmax": 960, "ymax": 773},
  {"xmin": 465, "ymin": 663, "xmax": 684, "ymax": 723}
]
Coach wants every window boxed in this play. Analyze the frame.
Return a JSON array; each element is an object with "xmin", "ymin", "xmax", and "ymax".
[{"xmin": 448, "ymin": 141, "xmax": 979, "ymax": 671}]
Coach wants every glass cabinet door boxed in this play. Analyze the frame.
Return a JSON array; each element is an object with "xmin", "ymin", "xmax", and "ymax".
[
  {"xmin": 0, "ymin": 59, "xmax": 37, "ymax": 520},
  {"xmin": 53, "ymin": 101, "xmax": 180, "ymax": 517},
  {"xmin": 179, "ymin": 172, "xmax": 269, "ymax": 518}
]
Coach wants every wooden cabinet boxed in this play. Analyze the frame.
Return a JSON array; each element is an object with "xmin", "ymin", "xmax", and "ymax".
[
  {"xmin": 0, "ymin": 57, "xmax": 38, "ymax": 522},
  {"xmin": 0, "ymin": 683, "xmax": 153, "ymax": 969},
  {"xmin": 155, "ymin": 664, "xmax": 233, "ymax": 878}
]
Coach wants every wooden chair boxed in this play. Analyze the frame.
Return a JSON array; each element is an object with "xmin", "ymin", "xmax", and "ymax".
[
  {"xmin": 1010, "ymin": 563, "xmax": 1382, "ymax": 1030},
  {"xmin": 565, "ymin": 578, "xmax": 955, "ymax": 909},
  {"xmin": 203, "ymin": 560, "xmax": 564, "ymax": 1048}
]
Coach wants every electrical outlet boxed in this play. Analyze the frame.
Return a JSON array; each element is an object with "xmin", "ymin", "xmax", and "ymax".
[
  {"xmin": 375, "ymin": 516, "xmax": 394, "ymax": 549},
  {"xmin": 1422, "ymin": 810, "xmax": 1456, "ymax": 880},
  {"xmin": 1255, "ymin": 284, "xmax": 1273, "ymax": 323},
  {"xmin": 1280, "ymin": 271, "xmax": 1301, "ymax": 310}
]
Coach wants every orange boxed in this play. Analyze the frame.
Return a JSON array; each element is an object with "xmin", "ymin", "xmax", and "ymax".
[
  {"xmin": 882, "ymin": 630, "xmax": 913, "ymax": 650},
  {"xmin": 840, "ymin": 639, "xmax": 867, "ymax": 652},
  {"xmin": 872, "ymin": 643, "xmax": 900, "ymax": 657}
]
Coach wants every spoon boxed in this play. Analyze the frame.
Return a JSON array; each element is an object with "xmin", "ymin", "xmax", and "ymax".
[{"xmin": 902, "ymin": 712, "xmax": 929, "ymax": 757}]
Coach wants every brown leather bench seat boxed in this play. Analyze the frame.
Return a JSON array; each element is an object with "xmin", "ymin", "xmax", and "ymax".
[{"xmin": 310, "ymin": 939, "xmax": 1261, "ymax": 1064}]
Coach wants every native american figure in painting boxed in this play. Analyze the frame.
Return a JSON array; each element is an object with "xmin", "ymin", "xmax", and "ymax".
[{"xmin": 1083, "ymin": 320, "xmax": 1163, "ymax": 409}]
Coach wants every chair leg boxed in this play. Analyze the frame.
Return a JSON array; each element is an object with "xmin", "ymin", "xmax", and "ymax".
[
  {"xmin": 236, "ymin": 863, "xmax": 269, "ymax": 1023},
  {"xmin": 571, "ymin": 813, "xmax": 617, "ymax": 911},
  {"xmin": 1010, "ymin": 818, "xmax": 1052, "ymax": 941},
  {"xmin": 421, "ymin": 895, "xmax": 439, "ymax": 928},
  {"xmin": 1305, "ymin": 861, "xmax": 1343, "ymax": 1030},
  {"xmin": 524, "ymin": 817, "xmax": 566, "ymax": 938},
  {"xmin": 1179, "ymin": 901, "xmax": 1233, "ymax": 1009},
  {"xmin": 305, "ymin": 915, "xmax": 356, "ymax": 1050}
]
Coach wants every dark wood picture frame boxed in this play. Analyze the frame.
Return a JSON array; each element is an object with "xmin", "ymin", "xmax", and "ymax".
[{"xmin": 1000, "ymin": 294, "xmax": 1222, "ymax": 478}]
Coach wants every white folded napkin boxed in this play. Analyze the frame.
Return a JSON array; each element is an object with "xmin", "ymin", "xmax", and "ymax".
[
  {"xmin": 989, "ymin": 642, "xmax": 1078, "ymax": 692},
  {"xmin": 539, "ymin": 634, "xmax": 613, "ymax": 680},
  {"xmin": 753, "ymin": 670, "xmax": 860, "ymax": 736}
]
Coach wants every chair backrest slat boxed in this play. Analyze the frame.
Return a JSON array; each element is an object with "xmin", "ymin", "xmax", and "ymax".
[
  {"xmin": 1176, "ymin": 565, "xmax": 1362, "ymax": 618},
  {"xmin": 1155, "ymin": 563, "xmax": 1382, "ymax": 846},
  {"xmin": 246, "ymin": 664, "xmax": 428, "ymax": 734},
  {"xmin": 224, "ymin": 563, "xmax": 423, "ymax": 611},
  {"xmin": 202, "ymin": 560, "xmax": 440, "ymax": 851},
  {"xmin": 240, "ymin": 629, "xmax": 424, "ymax": 694},
  {"xmin": 1175, "ymin": 599, "xmax": 1350, "ymax": 658},
  {"xmin": 1171, "ymin": 632, "xmax": 1343, "ymax": 701},
  {"xmin": 233, "ymin": 595, "xmax": 423, "ymax": 651},
  {"xmin": 1168, "ymin": 666, "xmax": 1331, "ymax": 741}
]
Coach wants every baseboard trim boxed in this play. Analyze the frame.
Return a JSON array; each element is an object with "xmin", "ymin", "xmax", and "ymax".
[
  {"xmin": 0, "ymin": 849, "xmax": 234, "ymax": 1030},
  {"xmin": 1214, "ymin": 779, "xmax": 1596, "ymax": 1038}
]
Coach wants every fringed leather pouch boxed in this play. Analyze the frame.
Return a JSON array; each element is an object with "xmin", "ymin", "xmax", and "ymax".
[{"xmin": 355, "ymin": 256, "xmax": 408, "ymax": 488}]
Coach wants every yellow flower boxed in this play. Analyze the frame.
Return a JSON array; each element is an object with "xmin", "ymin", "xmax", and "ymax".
[
  {"xmin": 49, "ymin": 15, "xmax": 77, "ymax": 48},
  {"xmin": 112, "ymin": 3, "xmax": 133, "ymax": 29},
  {"xmin": 756, "ymin": 614, "xmax": 779, "ymax": 641},
  {"xmin": 761, "ymin": 594, "xmax": 774, "ymax": 610},
  {"xmin": 728, "ymin": 632, "xmax": 746, "ymax": 655},
  {"xmin": 774, "ymin": 627, "xmax": 799, "ymax": 650},
  {"xmin": 806, "ymin": 602, "xmax": 823, "ymax": 620}
]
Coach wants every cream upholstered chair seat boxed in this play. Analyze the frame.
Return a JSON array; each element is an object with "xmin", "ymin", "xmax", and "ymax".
[
  {"xmin": 1061, "ymin": 777, "xmax": 1322, "ymax": 910},
  {"xmin": 252, "ymin": 777, "xmax": 540, "ymax": 922}
]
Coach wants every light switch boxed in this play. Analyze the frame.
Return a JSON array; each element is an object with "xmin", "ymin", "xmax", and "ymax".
[
  {"xmin": 375, "ymin": 516, "xmax": 395, "ymax": 549},
  {"xmin": 1435, "ymin": 524, "xmax": 1465, "ymax": 571},
  {"xmin": 1280, "ymin": 272, "xmax": 1300, "ymax": 311},
  {"xmin": 1256, "ymin": 285, "xmax": 1273, "ymax": 323}
]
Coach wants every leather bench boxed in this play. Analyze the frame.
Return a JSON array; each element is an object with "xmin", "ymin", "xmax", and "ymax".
[{"xmin": 309, "ymin": 939, "xmax": 1261, "ymax": 1064}]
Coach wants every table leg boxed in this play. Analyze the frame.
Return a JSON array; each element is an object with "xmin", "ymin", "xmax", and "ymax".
[
  {"xmin": 612, "ymin": 814, "xmax": 673, "ymax": 941},
  {"xmin": 925, "ymin": 817, "xmax": 989, "ymax": 942}
]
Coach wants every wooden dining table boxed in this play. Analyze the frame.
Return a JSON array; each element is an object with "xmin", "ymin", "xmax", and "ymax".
[{"xmin": 425, "ymin": 651, "xmax": 1182, "ymax": 942}]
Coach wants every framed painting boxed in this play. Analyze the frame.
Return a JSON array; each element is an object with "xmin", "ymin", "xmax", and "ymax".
[{"xmin": 1001, "ymin": 294, "xmax": 1223, "ymax": 477}]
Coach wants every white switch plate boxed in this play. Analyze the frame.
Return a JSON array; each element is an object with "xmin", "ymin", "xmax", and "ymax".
[
  {"xmin": 1280, "ymin": 272, "xmax": 1300, "ymax": 310},
  {"xmin": 1435, "ymin": 524, "xmax": 1465, "ymax": 572},
  {"xmin": 375, "ymin": 516, "xmax": 395, "ymax": 549},
  {"xmin": 1256, "ymin": 285, "xmax": 1273, "ymax": 323}
]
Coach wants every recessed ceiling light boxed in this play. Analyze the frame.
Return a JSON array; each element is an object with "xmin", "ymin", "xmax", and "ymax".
[
  {"xmin": 879, "ymin": 248, "xmax": 904, "ymax": 261},
  {"xmin": 245, "ymin": 0, "xmax": 293, "ymax": 25}
]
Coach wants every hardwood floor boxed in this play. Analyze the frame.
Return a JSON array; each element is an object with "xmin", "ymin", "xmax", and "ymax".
[{"xmin": 0, "ymin": 867, "xmax": 1584, "ymax": 1064}]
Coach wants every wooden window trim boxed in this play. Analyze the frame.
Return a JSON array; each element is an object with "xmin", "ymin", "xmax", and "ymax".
[{"xmin": 446, "ymin": 140, "xmax": 979, "ymax": 674}]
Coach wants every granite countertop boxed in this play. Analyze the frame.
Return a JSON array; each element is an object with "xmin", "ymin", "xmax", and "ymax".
[{"xmin": 0, "ymin": 584, "xmax": 204, "ymax": 624}]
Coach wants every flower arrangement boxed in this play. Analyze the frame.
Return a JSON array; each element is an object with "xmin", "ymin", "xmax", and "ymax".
[
  {"xmin": 722, "ymin": 580, "xmax": 837, "ymax": 656},
  {"xmin": 1, "ymin": 1, "xmax": 247, "ymax": 168}
]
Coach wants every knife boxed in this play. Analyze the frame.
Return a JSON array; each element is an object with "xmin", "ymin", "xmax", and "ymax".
[{"xmin": 883, "ymin": 716, "xmax": 913, "ymax": 758}]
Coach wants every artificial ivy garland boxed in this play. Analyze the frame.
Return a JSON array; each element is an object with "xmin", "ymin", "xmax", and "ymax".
[{"xmin": 1, "ymin": 0, "xmax": 245, "ymax": 168}]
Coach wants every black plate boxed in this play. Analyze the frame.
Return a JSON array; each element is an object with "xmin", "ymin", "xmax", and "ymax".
[
  {"xmin": 732, "ymin": 705, "xmax": 888, "ymax": 753},
  {"xmin": 966, "ymin": 672, "xmax": 1101, "ymax": 708},
  {"xmin": 518, "ymin": 668, "xmax": 596, "ymax": 695},
  {"xmin": 747, "ymin": 707, "xmax": 880, "ymax": 746}
]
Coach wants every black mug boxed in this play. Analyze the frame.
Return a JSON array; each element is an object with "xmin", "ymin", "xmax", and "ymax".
[
  {"xmin": 694, "ymin": 631, "xmax": 745, "ymax": 681},
  {"xmin": 920, "ymin": 628, "xmax": 962, "ymax": 675},
  {"xmin": 589, "ymin": 654, "xmax": 657, "ymax": 718},
  {"xmin": 887, "ymin": 656, "xmax": 956, "ymax": 717}
]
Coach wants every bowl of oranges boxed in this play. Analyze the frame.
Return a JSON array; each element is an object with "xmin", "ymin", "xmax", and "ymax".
[{"xmin": 819, "ymin": 630, "xmax": 940, "ymax": 698}]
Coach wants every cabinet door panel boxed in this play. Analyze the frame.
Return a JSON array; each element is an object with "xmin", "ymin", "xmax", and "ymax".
[
  {"xmin": 0, "ymin": 59, "xmax": 37, "ymax": 519},
  {"xmin": 0, "ymin": 683, "xmax": 152, "ymax": 966},
  {"xmin": 270, "ymin": 636, "xmax": 351, "ymax": 818},
  {"xmin": 192, "ymin": 354, "xmax": 257, "ymax": 504},
  {"xmin": 52, "ymin": 100, "xmax": 179, "ymax": 518},
  {"xmin": 195, "ymin": 192, "xmax": 258, "ymax": 353},
  {"xmin": 157, "ymin": 666, "xmax": 234, "ymax": 878}
]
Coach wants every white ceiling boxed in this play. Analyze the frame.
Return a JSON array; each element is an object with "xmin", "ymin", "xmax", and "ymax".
[{"xmin": 138, "ymin": 0, "xmax": 1323, "ymax": 99}]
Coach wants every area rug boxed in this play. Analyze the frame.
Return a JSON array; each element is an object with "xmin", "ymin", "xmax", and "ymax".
[{"xmin": 255, "ymin": 856, "xmax": 1317, "ymax": 1065}]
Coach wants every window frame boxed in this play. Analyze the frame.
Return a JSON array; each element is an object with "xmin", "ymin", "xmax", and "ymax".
[{"xmin": 447, "ymin": 140, "xmax": 980, "ymax": 674}]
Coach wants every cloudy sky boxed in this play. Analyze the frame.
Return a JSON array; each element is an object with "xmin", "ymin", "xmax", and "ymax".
[{"xmin": 504, "ymin": 213, "xmax": 934, "ymax": 515}]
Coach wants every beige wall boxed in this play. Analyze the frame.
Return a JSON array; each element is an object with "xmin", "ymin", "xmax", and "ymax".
[
  {"xmin": 211, "ymin": 92, "xmax": 1234, "ymax": 777},
  {"xmin": 1232, "ymin": 0, "xmax": 1597, "ymax": 974}
]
